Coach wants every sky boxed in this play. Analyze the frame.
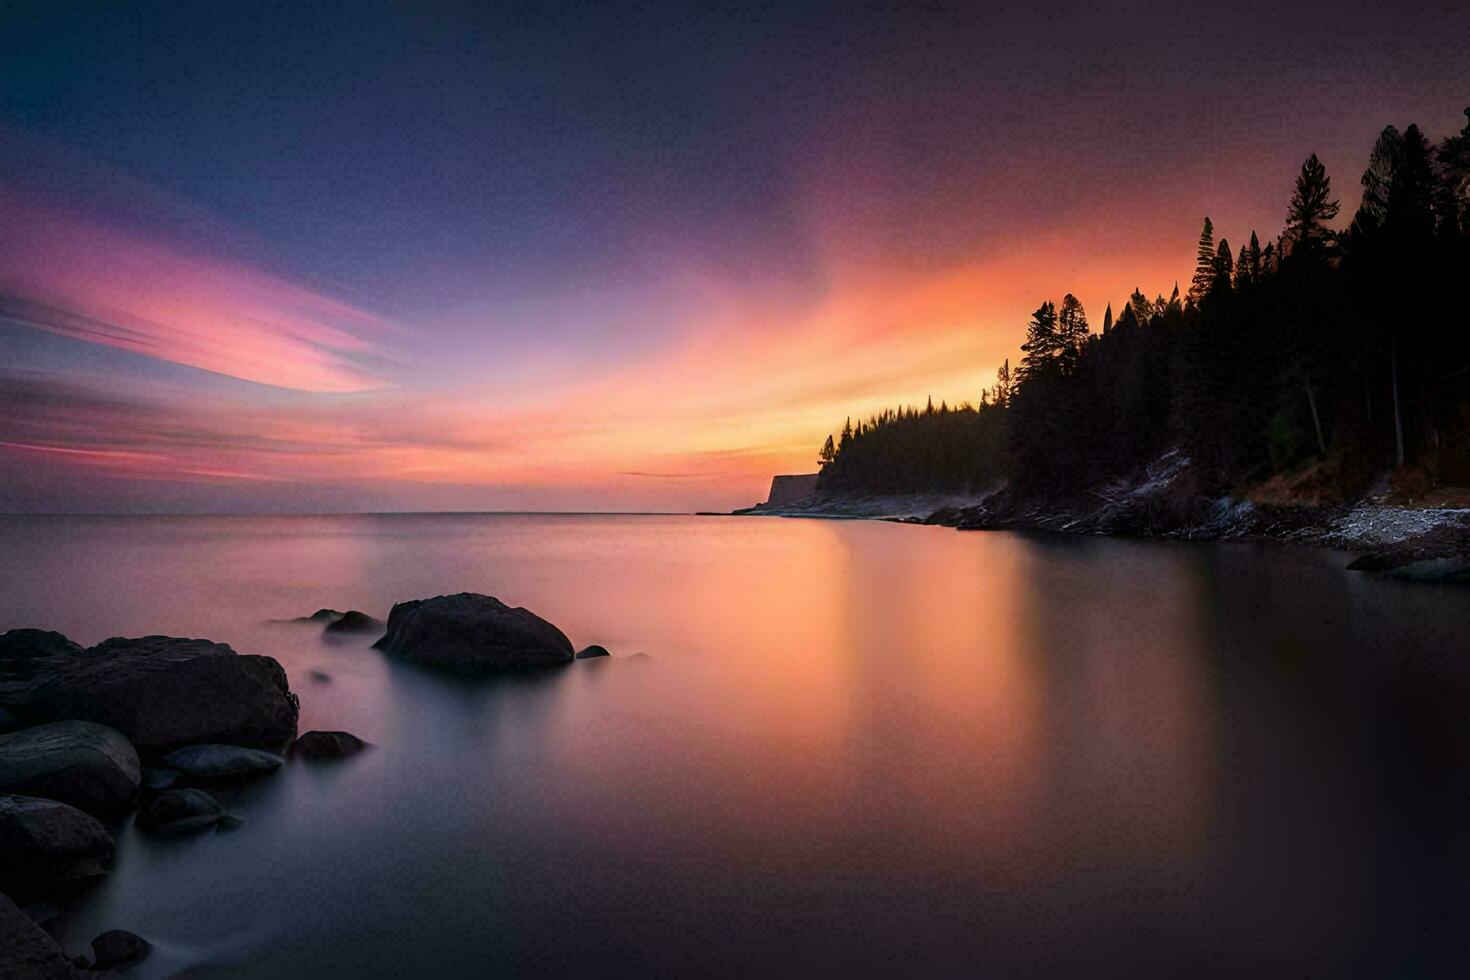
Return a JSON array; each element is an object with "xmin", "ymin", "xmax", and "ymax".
[{"xmin": 1, "ymin": 1, "xmax": 1466, "ymax": 513}]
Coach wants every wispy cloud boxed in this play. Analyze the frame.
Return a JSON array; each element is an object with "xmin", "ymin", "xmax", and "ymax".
[{"xmin": 0, "ymin": 188, "xmax": 397, "ymax": 392}]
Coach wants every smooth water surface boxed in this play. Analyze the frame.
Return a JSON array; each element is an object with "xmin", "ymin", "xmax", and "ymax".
[{"xmin": 1, "ymin": 514, "xmax": 1468, "ymax": 977}]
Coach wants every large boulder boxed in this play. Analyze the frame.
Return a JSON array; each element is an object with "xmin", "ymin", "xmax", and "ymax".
[
  {"xmin": 161, "ymin": 744, "xmax": 283, "ymax": 780},
  {"xmin": 372, "ymin": 593, "xmax": 574, "ymax": 672},
  {"xmin": 0, "ymin": 630, "xmax": 89, "ymax": 711},
  {"xmin": 575, "ymin": 645, "xmax": 610, "ymax": 659},
  {"xmin": 0, "ymin": 795, "xmax": 114, "ymax": 893},
  {"xmin": 0, "ymin": 721, "xmax": 140, "ymax": 818},
  {"xmin": 0, "ymin": 893, "xmax": 83, "ymax": 979},
  {"xmin": 15, "ymin": 636, "xmax": 298, "ymax": 755}
]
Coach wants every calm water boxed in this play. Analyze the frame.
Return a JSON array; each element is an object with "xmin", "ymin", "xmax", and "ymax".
[{"xmin": 2, "ymin": 514, "xmax": 1468, "ymax": 977}]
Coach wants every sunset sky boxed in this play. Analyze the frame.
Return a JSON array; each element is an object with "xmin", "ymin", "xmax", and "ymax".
[{"xmin": 2, "ymin": 1, "xmax": 1466, "ymax": 512}]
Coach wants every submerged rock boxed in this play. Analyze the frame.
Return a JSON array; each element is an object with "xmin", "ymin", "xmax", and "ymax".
[
  {"xmin": 140, "ymin": 768, "xmax": 179, "ymax": 791},
  {"xmin": 0, "ymin": 721, "xmax": 140, "ymax": 819},
  {"xmin": 291, "ymin": 730, "xmax": 369, "ymax": 760},
  {"xmin": 575, "ymin": 645, "xmax": 610, "ymax": 659},
  {"xmin": 323, "ymin": 611, "xmax": 382, "ymax": 636},
  {"xmin": 0, "ymin": 893, "xmax": 83, "ymax": 979},
  {"xmin": 87, "ymin": 929, "xmax": 151, "ymax": 971},
  {"xmin": 0, "ymin": 794, "xmax": 114, "ymax": 892},
  {"xmin": 16, "ymin": 635, "xmax": 298, "ymax": 755},
  {"xmin": 160, "ymin": 744, "xmax": 284, "ymax": 780},
  {"xmin": 136, "ymin": 788, "xmax": 227, "ymax": 834},
  {"xmin": 372, "ymin": 593, "xmax": 574, "ymax": 672},
  {"xmin": 307, "ymin": 670, "xmax": 332, "ymax": 684},
  {"xmin": 277, "ymin": 609, "xmax": 343, "ymax": 625}
]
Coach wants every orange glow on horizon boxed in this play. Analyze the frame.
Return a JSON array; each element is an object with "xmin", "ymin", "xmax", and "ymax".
[{"xmin": 2, "ymin": 166, "xmax": 1198, "ymax": 510}]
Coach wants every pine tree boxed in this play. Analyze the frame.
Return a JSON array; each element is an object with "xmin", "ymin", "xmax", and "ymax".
[
  {"xmin": 1211, "ymin": 239, "xmax": 1233, "ymax": 294},
  {"xmin": 1114, "ymin": 301, "xmax": 1137, "ymax": 330},
  {"xmin": 1234, "ymin": 243, "xmax": 1251, "ymax": 287},
  {"xmin": 1284, "ymin": 153, "xmax": 1340, "ymax": 259},
  {"xmin": 994, "ymin": 359, "xmax": 1012, "ymax": 407},
  {"xmin": 1234, "ymin": 231, "xmax": 1262, "ymax": 287},
  {"xmin": 1188, "ymin": 217, "xmax": 1216, "ymax": 304},
  {"xmin": 1128, "ymin": 288, "xmax": 1152, "ymax": 325},
  {"xmin": 1018, "ymin": 300, "xmax": 1060, "ymax": 379},
  {"xmin": 1356, "ymin": 125, "xmax": 1403, "ymax": 234},
  {"xmin": 818, "ymin": 435, "xmax": 836, "ymax": 467},
  {"xmin": 1057, "ymin": 294, "xmax": 1089, "ymax": 369},
  {"xmin": 1101, "ymin": 303, "xmax": 1113, "ymax": 334},
  {"xmin": 1436, "ymin": 107, "xmax": 1470, "ymax": 235},
  {"xmin": 1393, "ymin": 124, "xmax": 1437, "ymax": 240}
]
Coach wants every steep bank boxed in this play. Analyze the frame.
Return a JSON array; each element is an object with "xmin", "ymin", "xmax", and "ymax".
[{"xmin": 735, "ymin": 451, "xmax": 1470, "ymax": 582}]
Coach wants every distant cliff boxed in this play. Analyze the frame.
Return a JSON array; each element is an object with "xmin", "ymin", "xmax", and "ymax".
[{"xmin": 763, "ymin": 473, "xmax": 819, "ymax": 507}]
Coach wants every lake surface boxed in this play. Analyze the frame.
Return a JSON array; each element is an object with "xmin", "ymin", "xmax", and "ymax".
[{"xmin": 2, "ymin": 513, "xmax": 1468, "ymax": 977}]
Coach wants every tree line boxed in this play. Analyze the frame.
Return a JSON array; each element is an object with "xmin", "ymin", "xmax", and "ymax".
[{"xmin": 816, "ymin": 107, "xmax": 1470, "ymax": 501}]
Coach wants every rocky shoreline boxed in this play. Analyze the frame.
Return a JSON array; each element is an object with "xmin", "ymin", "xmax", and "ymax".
[
  {"xmin": 0, "ymin": 592, "xmax": 613, "ymax": 975},
  {"xmin": 735, "ymin": 453, "xmax": 1470, "ymax": 583}
]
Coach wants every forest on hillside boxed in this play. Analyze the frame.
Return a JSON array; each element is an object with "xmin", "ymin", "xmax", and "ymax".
[{"xmin": 815, "ymin": 107, "xmax": 1470, "ymax": 502}]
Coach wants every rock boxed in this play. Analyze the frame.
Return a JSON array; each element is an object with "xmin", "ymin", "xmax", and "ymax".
[
  {"xmin": 16, "ymin": 636, "xmax": 298, "ymax": 755},
  {"xmin": 0, "ymin": 630, "xmax": 86, "ymax": 665},
  {"xmin": 372, "ymin": 593, "xmax": 574, "ymax": 672},
  {"xmin": 575, "ymin": 645, "xmax": 610, "ymax": 659},
  {"xmin": 0, "ymin": 893, "xmax": 83, "ymax": 979},
  {"xmin": 0, "ymin": 795, "xmax": 114, "ymax": 893},
  {"xmin": 0, "ymin": 709, "xmax": 24, "ymax": 734},
  {"xmin": 161, "ymin": 744, "xmax": 284, "ymax": 780},
  {"xmin": 140, "ymin": 768, "xmax": 178, "ymax": 791},
  {"xmin": 0, "ymin": 630, "xmax": 89, "ymax": 712},
  {"xmin": 135, "ymin": 789, "xmax": 226, "ymax": 834},
  {"xmin": 307, "ymin": 670, "xmax": 332, "ymax": 684},
  {"xmin": 290, "ymin": 731, "xmax": 369, "ymax": 760},
  {"xmin": 88, "ymin": 929, "xmax": 151, "ymax": 971},
  {"xmin": 274, "ymin": 609, "xmax": 342, "ymax": 625},
  {"xmin": 1347, "ymin": 523, "xmax": 1470, "ymax": 582},
  {"xmin": 323, "ymin": 611, "xmax": 382, "ymax": 635},
  {"xmin": 0, "ymin": 721, "xmax": 140, "ymax": 818}
]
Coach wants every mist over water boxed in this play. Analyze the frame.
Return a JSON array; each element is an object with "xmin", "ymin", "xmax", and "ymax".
[{"xmin": 2, "ymin": 514, "xmax": 1467, "ymax": 977}]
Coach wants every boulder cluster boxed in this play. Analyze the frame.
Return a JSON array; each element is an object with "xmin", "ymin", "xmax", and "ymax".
[
  {"xmin": 0, "ymin": 629, "xmax": 367, "ymax": 974},
  {"xmin": 1, "ymin": 592, "xmax": 615, "ymax": 972}
]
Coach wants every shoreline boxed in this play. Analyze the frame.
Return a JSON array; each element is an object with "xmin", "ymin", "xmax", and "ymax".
[{"xmin": 733, "ymin": 460, "xmax": 1470, "ymax": 583}]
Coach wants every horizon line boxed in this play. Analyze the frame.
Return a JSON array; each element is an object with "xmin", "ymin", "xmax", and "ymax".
[{"xmin": 0, "ymin": 509, "xmax": 716, "ymax": 519}]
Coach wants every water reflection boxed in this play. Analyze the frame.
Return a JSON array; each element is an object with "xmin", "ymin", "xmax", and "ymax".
[{"xmin": 0, "ymin": 515, "xmax": 1467, "ymax": 976}]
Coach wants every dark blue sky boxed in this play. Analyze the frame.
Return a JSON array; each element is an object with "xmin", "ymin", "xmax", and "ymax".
[{"xmin": 9, "ymin": 1, "xmax": 1461, "ymax": 313}]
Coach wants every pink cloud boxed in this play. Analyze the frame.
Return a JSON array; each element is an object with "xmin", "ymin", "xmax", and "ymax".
[{"xmin": 0, "ymin": 189, "xmax": 396, "ymax": 392}]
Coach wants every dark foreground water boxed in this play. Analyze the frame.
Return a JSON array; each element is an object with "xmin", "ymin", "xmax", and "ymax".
[{"xmin": 2, "ymin": 514, "xmax": 1468, "ymax": 978}]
